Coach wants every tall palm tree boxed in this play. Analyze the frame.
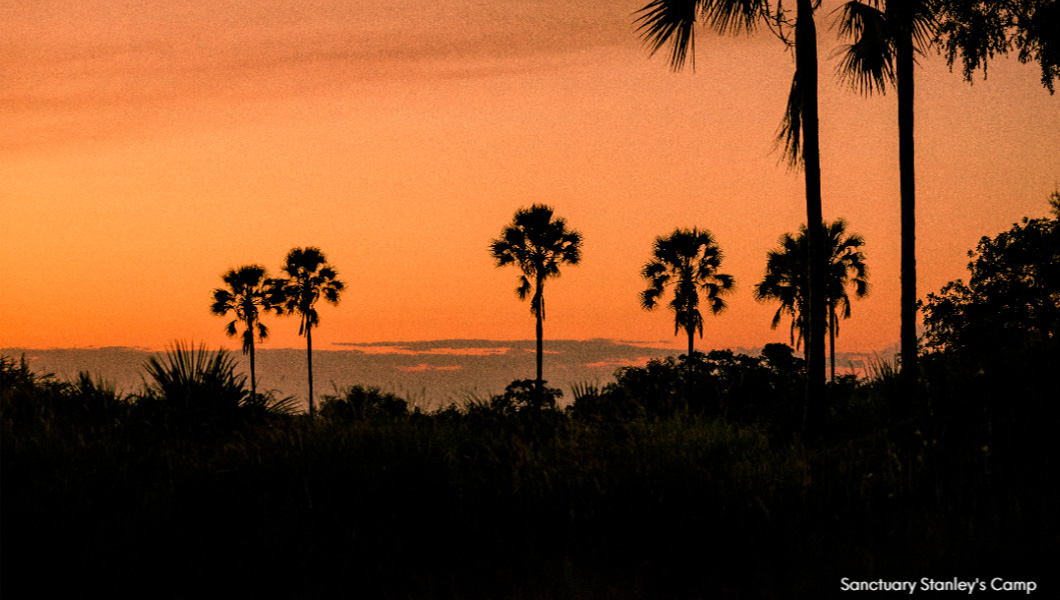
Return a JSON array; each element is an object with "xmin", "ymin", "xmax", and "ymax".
[
  {"xmin": 490, "ymin": 204, "xmax": 582, "ymax": 407},
  {"xmin": 834, "ymin": 0, "xmax": 935, "ymax": 384},
  {"xmin": 641, "ymin": 228, "xmax": 735, "ymax": 361},
  {"xmin": 754, "ymin": 220, "xmax": 869, "ymax": 382},
  {"xmin": 271, "ymin": 247, "xmax": 344, "ymax": 419},
  {"xmin": 210, "ymin": 265, "xmax": 273, "ymax": 400},
  {"xmin": 636, "ymin": 0, "xmax": 829, "ymax": 416}
]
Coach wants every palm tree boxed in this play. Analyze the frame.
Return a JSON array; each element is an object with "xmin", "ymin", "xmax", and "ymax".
[
  {"xmin": 210, "ymin": 265, "xmax": 273, "ymax": 401},
  {"xmin": 636, "ymin": 0, "xmax": 829, "ymax": 415},
  {"xmin": 754, "ymin": 220, "xmax": 869, "ymax": 382},
  {"xmin": 489, "ymin": 204, "xmax": 582, "ymax": 407},
  {"xmin": 271, "ymin": 247, "xmax": 344, "ymax": 419},
  {"xmin": 641, "ymin": 228, "xmax": 735, "ymax": 363},
  {"xmin": 833, "ymin": 0, "xmax": 935, "ymax": 384}
]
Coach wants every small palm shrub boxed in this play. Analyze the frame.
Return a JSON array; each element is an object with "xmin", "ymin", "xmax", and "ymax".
[{"xmin": 133, "ymin": 341, "xmax": 251, "ymax": 436}]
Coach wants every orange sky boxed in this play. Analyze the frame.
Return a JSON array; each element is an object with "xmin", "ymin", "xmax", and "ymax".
[{"xmin": 2, "ymin": 0, "xmax": 1058, "ymax": 355}]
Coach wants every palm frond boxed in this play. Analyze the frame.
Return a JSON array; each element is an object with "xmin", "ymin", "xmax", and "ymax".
[
  {"xmin": 775, "ymin": 69, "xmax": 803, "ymax": 169},
  {"xmin": 705, "ymin": 0, "xmax": 767, "ymax": 34},
  {"xmin": 833, "ymin": 0, "xmax": 896, "ymax": 94},
  {"xmin": 635, "ymin": 0, "xmax": 701, "ymax": 71}
]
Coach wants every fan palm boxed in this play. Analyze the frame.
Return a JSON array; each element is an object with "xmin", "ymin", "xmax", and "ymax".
[
  {"xmin": 641, "ymin": 228, "xmax": 735, "ymax": 361},
  {"xmin": 754, "ymin": 220, "xmax": 869, "ymax": 382},
  {"xmin": 271, "ymin": 247, "xmax": 344, "ymax": 419},
  {"xmin": 210, "ymin": 265, "xmax": 273, "ymax": 400},
  {"xmin": 490, "ymin": 204, "xmax": 582, "ymax": 407},
  {"xmin": 833, "ymin": 0, "xmax": 935, "ymax": 382},
  {"xmin": 636, "ymin": 0, "xmax": 829, "ymax": 411}
]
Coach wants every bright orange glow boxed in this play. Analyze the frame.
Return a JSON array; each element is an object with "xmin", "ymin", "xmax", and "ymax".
[{"xmin": 2, "ymin": 1, "xmax": 1058, "ymax": 357}]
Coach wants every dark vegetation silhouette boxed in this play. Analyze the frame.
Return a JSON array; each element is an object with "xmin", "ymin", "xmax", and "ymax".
[
  {"xmin": 270, "ymin": 246, "xmax": 345, "ymax": 419},
  {"xmin": 934, "ymin": 0, "xmax": 1059, "ymax": 93},
  {"xmin": 4, "ymin": 195, "xmax": 1057, "ymax": 597},
  {"xmin": 641, "ymin": 227, "xmax": 735, "ymax": 361},
  {"xmin": 754, "ymin": 220, "xmax": 868, "ymax": 383},
  {"xmin": 636, "ymin": 0, "xmax": 830, "ymax": 429},
  {"xmin": 490, "ymin": 204, "xmax": 582, "ymax": 408},
  {"xmin": 833, "ymin": 0, "xmax": 935, "ymax": 385},
  {"xmin": 210, "ymin": 264, "xmax": 273, "ymax": 401},
  {"xmin": 918, "ymin": 192, "xmax": 1060, "ymax": 462},
  {"xmin": 5, "ymin": 0, "xmax": 1058, "ymax": 591}
]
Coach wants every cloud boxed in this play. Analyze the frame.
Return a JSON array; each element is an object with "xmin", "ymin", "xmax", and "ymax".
[
  {"xmin": 396, "ymin": 363, "xmax": 463, "ymax": 372},
  {"xmin": 2, "ymin": 0, "xmax": 647, "ymax": 151}
]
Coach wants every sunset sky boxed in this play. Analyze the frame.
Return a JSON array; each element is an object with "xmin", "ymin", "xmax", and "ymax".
[{"xmin": 3, "ymin": 0, "xmax": 1058, "ymax": 355}]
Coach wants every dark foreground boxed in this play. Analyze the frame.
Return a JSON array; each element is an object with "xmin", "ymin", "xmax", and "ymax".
[{"xmin": 3, "ymin": 342, "xmax": 1056, "ymax": 599}]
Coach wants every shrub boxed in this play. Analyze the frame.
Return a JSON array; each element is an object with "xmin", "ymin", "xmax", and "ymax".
[{"xmin": 319, "ymin": 385, "xmax": 409, "ymax": 422}]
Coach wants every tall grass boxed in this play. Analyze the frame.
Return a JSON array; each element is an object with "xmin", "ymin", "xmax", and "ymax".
[{"xmin": 2, "ymin": 350, "xmax": 1055, "ymax": 598}]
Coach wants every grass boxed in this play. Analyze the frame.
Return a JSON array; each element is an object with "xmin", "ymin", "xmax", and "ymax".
[{"xmin": 2, "ymin": 350, "xmax": 1055, "ymax": 598}]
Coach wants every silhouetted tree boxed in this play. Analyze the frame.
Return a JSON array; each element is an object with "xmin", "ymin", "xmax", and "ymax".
[
  {"xmin": 922, "ymin": 194, "xmax": 1060, "ymax": 356},
  {"xmin": 210, "ymin": 265, "xmax": 273, "ymax": 400},
  {"xmin": 935, "ymin": 0, "xmax": 1059, "ymax": 93},
  {"xmin": 490, "ymin": 204, "xmax": 582, "ymax": 407},
  {"xmin": 920, "ymin": 194, "xmax": 1059, "ymax": 459},
  {"xmin": 636, "ymin": 0, "xmax": 829, "ymax": 416},
  {"xmin": 754, "ymin": 220, "xmax": 868, "ymax": 382},
  {"xmin": 834, "ymin": 0, "xmax": 935, "ymax": 383},
  {"xmin": 641, "ymin": 228, "xmax": 735, "ymax": 363},
  {"xmin": 271, "ymin": 247, "xmax": 344, "ymax": 419}
]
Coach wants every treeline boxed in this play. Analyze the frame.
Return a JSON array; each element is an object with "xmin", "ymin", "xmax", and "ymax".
[{"xmin": 3, "ymin": 200, "xmax": 1057, "ymax": 597}]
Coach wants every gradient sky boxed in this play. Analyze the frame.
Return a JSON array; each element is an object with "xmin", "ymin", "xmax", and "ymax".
[{"xmin": 3, "ymin": 0, "xmax": 1058, "ymax": 355}]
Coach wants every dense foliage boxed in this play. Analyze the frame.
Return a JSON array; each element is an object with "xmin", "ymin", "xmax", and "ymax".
[{"xmin": 918, "ymin": 199, "xmax": 1059, "ymax": 469}]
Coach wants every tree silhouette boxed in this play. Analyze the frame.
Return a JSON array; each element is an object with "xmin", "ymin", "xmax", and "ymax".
[
  {"xmin": 641, "ymin": 228, "xmax": 735, "ymax": 362},
  {"xmin": 754, "ymin": 220, "xmax": 868, "ymax": 382},
  {"xmin": 636, "ymin": 0, "xmax": 829, "ymax": 417},
  {"xmin": 210, "ymin": 265, "xmax": 273, "ymax": 400},
  {"xmin": 271, "ymin": 247, "xmax": 344, "ymax": 419},
  {"xmin": 922, "ymin": 192, "xmax": 1060, "ymax": 356},
  {"xmin": 834, "ymin": 0, "xmax": 934, "ymax": 384},
  {"xmin": 490, "ymin": 204, "xmax": 582, "ymax": 407},
  {"xmin": 934, "ymin": 0, "xmax": 1059, "ymax": 94}
]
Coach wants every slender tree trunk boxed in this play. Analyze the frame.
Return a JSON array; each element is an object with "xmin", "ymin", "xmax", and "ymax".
[
  {"xmin": 686, "ymin": 323, "xmax": 695, "ymax": 409},
  {"xmin": 250, "ymin": 333, "xmax": 257, "ymax": 401},
  {"xmin": 535, "ymin": 278, "xmax": 544, "ymax": 409},
  {"xmin": 796, "ymin": 0, "xmax": 826, "ymax": 432},
  {"xmin": 829, "ymin": 304, "xmax": 836, "ymax": 383},
  {"xmin": 897, "ymin": 23, "xmax": 919, "ymax": 387},
  {"xmin": 307, "ymin": 325, "xmax": 314, "ymax": 419},
  {"xmin": 687, "ymin": 324, "xmax": 695, "ymax": 362}
]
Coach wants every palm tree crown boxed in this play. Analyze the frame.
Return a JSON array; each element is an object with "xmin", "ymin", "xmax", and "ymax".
[
  {"xmin": 641, "ymin": 228, "xmax": 735, "ymax": 358},
  {"xmin": 271, "ymin": 247, "xmax": 344, "ymax": 418},
  {"xmin": 210, "ymin": 264, "xmax": 272, "ymax": 399},
  {"xmin": 754, "ymin": 220, "xmax": 868, "ymax": 379},
  {"xmin": 490, "ymin": 204, "xmax": 583, "ymax": 319},
  {"xmin": 273, "ymin": 247, "xmax": 344, "ymax": 334},
  {"xmin": 490, "ymin": 204, "xmax": 582, "ymax": 404}
]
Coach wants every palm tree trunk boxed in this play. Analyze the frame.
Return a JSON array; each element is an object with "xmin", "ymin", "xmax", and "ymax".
[
  {"xmin": 686, "ymin": 324, "xmax": 695, "ymax": 409},
  {"xmin": 829, "ymin": 303, "xmax": 836, "ymax": 383},
  {"xmin": 796, "ymin": 0, "xmax": 826, "ymax": 432},
  {"xmin": 535, "ymin": 280, "xmax": 544, "ymax": 409},
  {"xmin": 687, "ymin": 326, "xmax": 695, "ymax": 362},
  {"xmin": 307, "ymin": 325, "xmax": 315, "ymax": 419},
  {"xmin": 898, "ymin": 23, "xmax": 919, "ymax": 386},
  {"xmin": 249, "ymin": 333, "xmax": 257, "ymax": 401}
]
